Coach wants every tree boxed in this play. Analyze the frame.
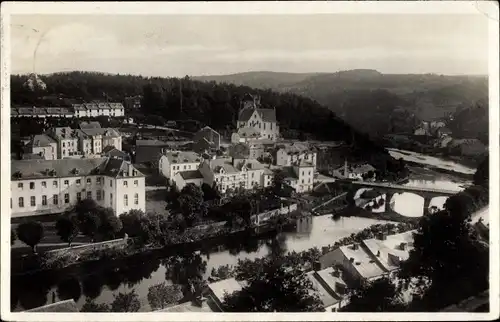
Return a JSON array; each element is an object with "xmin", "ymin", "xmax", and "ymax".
[
  {"xmin": 98, "ymin": 207, "xmax": 123, "ymax": 239},
  {"xmin": 56, "ymin": 276, "xmax": 82, "ymax": 302},
  {"xmin": 77, "ymin": 212, "xmax": 101, "ymax": 242},
  {"xmin": 271, "ymin": 170, "xmax": 286, "ymax": 195},
  {"xmin": 226, "ymin": 195, "xmax": 253, "ymax": 228},
  {"xmin": 147, "ymin": 282, "xmax": 183, "ymax": 310},
  {"xmin": 16, "ymin": 221, "xmax": 44, "ymax": 253},
  {"xmin": 177, "ymin": 184, "xmax": 207, "ymax": 226},
  {"xmin": 341, "ymin": 277, "xmax": 406, "ymax": 312},
  {"xmin": 399, "ymin": 193, "xmax": 489, "ymax": 311},
  {"xmin": 55, "ymin": 215, "xmax": 80, "ymax": 247},
  {"xmin": 119, "ymin": 209, "xmax": 146, "ymax": 237},
  {"xmin": 110, "ymin": 289, "xmax": 141, "ymax": 312},
  {"xmin": 473, "ymin": 155, "xmax": 489, "ymax": 187},
  {"xmin": 223, "ymin": 259, "xmax": 323, "ymax": 312},
  {"xmin": 11, "ymin": 228, "xmax": 17, "ymax": 245},
  {"xmin": 81, "ymin": 299, "xmax": 110, "ymax": 312}
]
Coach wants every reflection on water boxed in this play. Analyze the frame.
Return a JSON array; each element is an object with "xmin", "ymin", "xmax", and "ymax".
[{"xmin": 12, "ymin": 215, "xmax": 392, "ymax": 312}]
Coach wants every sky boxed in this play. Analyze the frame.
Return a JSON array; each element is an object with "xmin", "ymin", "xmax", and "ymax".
[{"xmin": 10, "ymin": 14, "xmax": 490, "ymax": 77}]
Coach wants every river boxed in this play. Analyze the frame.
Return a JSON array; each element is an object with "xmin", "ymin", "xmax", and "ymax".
[{"xmin": 11, "ymin": 150, "xmax": 474, "ymax": 312}]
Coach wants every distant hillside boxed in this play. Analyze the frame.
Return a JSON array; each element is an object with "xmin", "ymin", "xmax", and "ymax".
[{"xmin": 193, "ymin": 70, "xmax": 488, "ymax": 140}]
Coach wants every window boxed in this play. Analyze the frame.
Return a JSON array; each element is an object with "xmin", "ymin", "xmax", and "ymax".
[
  {"xmin": 63, "ymin": 142, "xmax": 65, "ymax": 147},
  {"xmin": 301, "ymin": 179, "xmax": 304, "ymax": 184},
  {"xmin": 97, "ymin": 190, "xmax": 102, "ymax": 201},
  {"xmin": 309, "ymin": 171, "xmax": 311, "ymax": 175},
  {"xmin": 11, "ymin": 198, "xmax": 12, "ymax": 209},
  {"xmin": 76, "ymin": 179, "xmax": 81, "ymax": 185},
  {"xmin": 30, "ymin": 196, "xmax": 36, "ymax": 207},
  {"xmin": 97, "ymin": 177, "xmax": 102, "ymax": 185},
  {"xmin": 18, "ymin": 183, "xmax": 23, "ymax": 189},
  {"xmin": 123, "ymin": 181, "xmax": 128, "ymax": 187},
  {"xmin": 63, "ymin": 149, "xmax": 66, "ymax": 155},
  {"xmin": 184, "ymin": 165, "xmax": 187, "ymax": 170},
  {"xmin": 110, "ymin": 180, "xmax": 113, "ymax": 187},
  {"xmin": 124, "ymin": 194, "xmax": 128, "ymax": 206},
  {"xmin": 53, "ymin": 180, "xmax": 58, "ymax": 187},
  {"xmin": 134, "ymin": 180, "xmax": 138, "ymax": 187},
  {"xmin": 53, "ymin": 195, "xmax": 59, "ymax": 205},
  {"xmin": 86, "ymin": 191, "xmax": 92, "ymax": 199},
  {"xmin": 76, "ymin": 192, "xmax": 81, "ymax": 202},
  {"xmin": 19, "ymin": 197, "xmax": 24, "ymax": 208},
  {"xmin": 87, "ymin": 178, "xmax": 91, "ymax": 184},
  {"xmin": 30, "ymin": 182, "xmax": 35, "ymax": 190},
  {"xmin": 42, "ymin": 195, "xmax": 47, "ymax": 206},
  {"xmin": 64, "ymin": 180, "xmax": 69, "ymax": 186},
  {"xmin": 251, "ymin": 173, "xmax": 255, "ymax": 178},
  {"xmin": 42, "ymin": 181, "xmax": 47, "ymax": 188},
  {"xmin": 110, "ymin": 193, "xmax": 113, "ymax": 204},
  {"xmin": 134, "ymin": 193, "xmax": 139, "ymax": 205}
]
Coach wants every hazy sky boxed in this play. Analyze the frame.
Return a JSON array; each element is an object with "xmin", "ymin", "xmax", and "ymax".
[{"xmin": 10, "ymin": 14, "xmax": 489, "ymax": 77}]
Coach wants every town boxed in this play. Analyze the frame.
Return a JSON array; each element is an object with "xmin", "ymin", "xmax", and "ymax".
[{"xmin": 6, "ymin": 9, "xmax": 492, "ymax": 317}]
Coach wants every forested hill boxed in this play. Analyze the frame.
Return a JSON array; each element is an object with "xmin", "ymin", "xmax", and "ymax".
[
  {"xmin": 193, "ymin": 70, "xmax": 489, "ymax": 140},
  {"xmin": 10, "ymin": 71, "xmax": 386, "ymax": 157}
]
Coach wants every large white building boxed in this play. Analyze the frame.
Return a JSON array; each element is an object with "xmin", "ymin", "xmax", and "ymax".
[
  {"xmin": 158, "ymin": 151, "xmax": 203, "ymax": 180},
  {"xmin": 199, "ymin": 157, "xmax": 271, "ymax": 194},
  {"xmin": 10, "ymin": 157, "xmax": 146, "ymax": 218},
  {"xmin": 281, "ymin": 160, "xmax": 315, "ymax": 193},
  {"xmin": 234, "ymin": 94, "xmax": 279, "ymax": 142},
  {"xmin": 72, "ymin": 102, "xmax": 125, "ymax": 118}
]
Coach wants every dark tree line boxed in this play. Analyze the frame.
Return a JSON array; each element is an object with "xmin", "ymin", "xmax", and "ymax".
[{"xmin": 11, "ymin": 72, "xmax": 386, "ymax": 157}]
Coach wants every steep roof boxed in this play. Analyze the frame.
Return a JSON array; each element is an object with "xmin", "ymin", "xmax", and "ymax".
[
  {"xmin": 11, "ymin": 157, "xmax": 143, "ymax": 180},
  {"xmin": 179, "ymin": 170, "xmax": 204, "ymax": 180},
  {"xmin": 165, "ymin": 151, "xmax": 202, "ymax": 164},
  {"xmin": 280, "ymin": 143, "xmax": 311, "ymax": 154},
  {"xmin": 238, "ymin": 108, "xmax": 277, "ymax": 123},
  {"xmin": 79, "ymin": 121, "xmax": 102, "ymax": 129},
  {"xmin": 51, "ymin": 127, "xmax": 78, "ymax": 140},
  {"xmin": 80, "ymin": 127, "xmax": 120, "ymax": 138},
  {"xmin": 306, "ymin": 271, "xmax": 338, "ymax": 308},
  {"xmin": 209, "ymin": 158, "xmax": 238, "ymax": 174},
  {"xmin": 27, "ymin": 134, "xmax": 56, "ymax": 147}
]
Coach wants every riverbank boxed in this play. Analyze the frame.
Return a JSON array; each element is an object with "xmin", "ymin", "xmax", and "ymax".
[{"xmin": 11, "ymin": 211, "xmax": 306, "ymax": 277}]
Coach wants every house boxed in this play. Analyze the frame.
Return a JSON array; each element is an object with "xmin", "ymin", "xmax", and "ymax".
[
  {"xmin": 134, "ymin": 139, "xmax": 171, "ymax": 165},
  {"xmin": 71, "ymin": 102, "xmax": 125, "ymax": 118},
  {"xmin": 193, "ymin": 126, "xmax": 221, "ymax": 153},
  {"xmin": 10, "ymin": 157, "xmax": 146, "ymax": 218},
  {"xmin": 77, "ymin": 127, "xmax": 122, "ymax": 153},
  {"xmin": 173, "ymin": 170, "xmax": 205, "ymax": 190},
  {"xmin": 156, "ymin": 298, "xmax": 215, "ymax": 312},
  {"xmin": 102, "ymin": 145, "xmax": 130, "ymax": 161},
  {"xmin": 307, "ymin": 266, "xmax": 349, "ymax": 312},
  {"xmin": 79, "ymin": 121, "xmax": 102, "ymax": 129},
  {"xmin": 333, "ymin": 161, "xmax": 376, "ymax": 181},
  {"xmin": 158, "ymin": 151, "xmax": 202, "ymax": 181},
  {"xmin": 199, "ymin": 157, "xmax": 269, "ymax": 194},
  {"xmin": 275, "ymin": 143, "xmax": 317, "ymax": 168},
  {"xmin": 279, "ymin": 160, "xmax": 315, "ymax": 193},
  {"xmin": 235, "ymin": 94, "xmax": 279, "ymax": 141},
  {"xmin": 48, "ymin": 127, "xmax": 81, "ymax": 159},
  {"xmin": 206, "ymin": 278, "xmax": 247, "ymax": 312},
  {"xmin": 24, "ymin": 134, "xmax": 58, "ymax": 160},
  {"xmin": 124, "ymin": 95, "xmax": 142, "ymax": 111},
  {"xmin": 319, "ymin": 230, "xmax": 416, "ymax": 284}
]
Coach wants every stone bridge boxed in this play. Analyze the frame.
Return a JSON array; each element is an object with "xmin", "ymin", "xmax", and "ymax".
[{"xmin": 336, "ymin": 179, "xmax": 459, "ymax": 216}]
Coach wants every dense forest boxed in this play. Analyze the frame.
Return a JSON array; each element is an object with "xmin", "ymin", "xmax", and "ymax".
[
  {"xmin": 195, "ymin": 70, "xmax": 489, "ymax": 141},
  {"xmin": 11, "ymin": 72, "xmax": 387, "ymax": 160}
]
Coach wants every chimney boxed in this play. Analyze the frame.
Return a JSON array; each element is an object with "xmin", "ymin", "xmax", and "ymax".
[
  {"xmin": 313, "ymin": 260, "xmax": 321, "ymax": 271},
  {"xmin": 352, "ymin": 243, "xmax": 359, "ymax": 250},
  {"xmin": 377, "ymin": 232, "xmax": 387, "ymax": 240},
  {"xmin": 400, "ymin": 242, "xmax": 407, "ymax": 251},
  {"xmin": 332, "ymin": 269, "xmax": 341, "ymax": 278},
  {"xmin": 335, "ymin": 281, "xmax": 347, "ymax": 295},
  {"xmin": 349, "ymin": 257, "xmax": 354, "ymax": 263},
  {"xmin": 377, "ymin": 250, "xmax": 381, "ymax": 257}
]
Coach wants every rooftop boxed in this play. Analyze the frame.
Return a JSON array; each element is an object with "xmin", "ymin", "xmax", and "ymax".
[
  {"xmin": 207, "ymin": 278, "xmax": 245, "ymax": 304},
  {"xmin": 25, "ymin": 299, "xmax": 79, "ymax": 312},
  {"xmin": 179, "ymin": 170, "xmax": 204, "ymax": 180},
  {"xmin": 306, "ymin": 271, "xmax": 339, "ymax": 308},
  {"xmin": 27, "ymin": 134, "xmax": 56, "ymax": 147},
  {"xmin": 79, "ymin": 121, "xmax": 102, "ymax": 129},
  {"xmin": 314, "ymin": 267, "xmax": 348, "ymax": 300},
  {"xmin": 362, "ymin": 230, "xmax": 415, "ymax": 272},
  {"xmin": 337, "ymin": 244, "xmax": 386, "ymax": 280},
  {"xmin": 280, "ymin": 143, "xmax": 311, "ymax": 154},
  {"xmin": 210, "ymin": 158, "xmax": 239, "ymax": 174},
  {"xmin": 156, "ymin": 300, "xmax": 214, "ymax": 313},
  {"xmin": 11, "ymin": 157, "xmax": 143, "ymax": 180},
  {"xmin": 351, "ymin": 164, "xmax": 376, "ymax": 175},
  {"xmin": 165, "ymin": 151, "xmax": 202, "ymax": 164},
  {"xmin": 238, "ymin": 107, "xmax": 277, "ymax": 123}
]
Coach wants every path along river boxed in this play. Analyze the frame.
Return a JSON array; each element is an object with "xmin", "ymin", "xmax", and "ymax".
[{"xmin": 11, "ymin": 149, "xmax": 474, "ymax": 311}]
